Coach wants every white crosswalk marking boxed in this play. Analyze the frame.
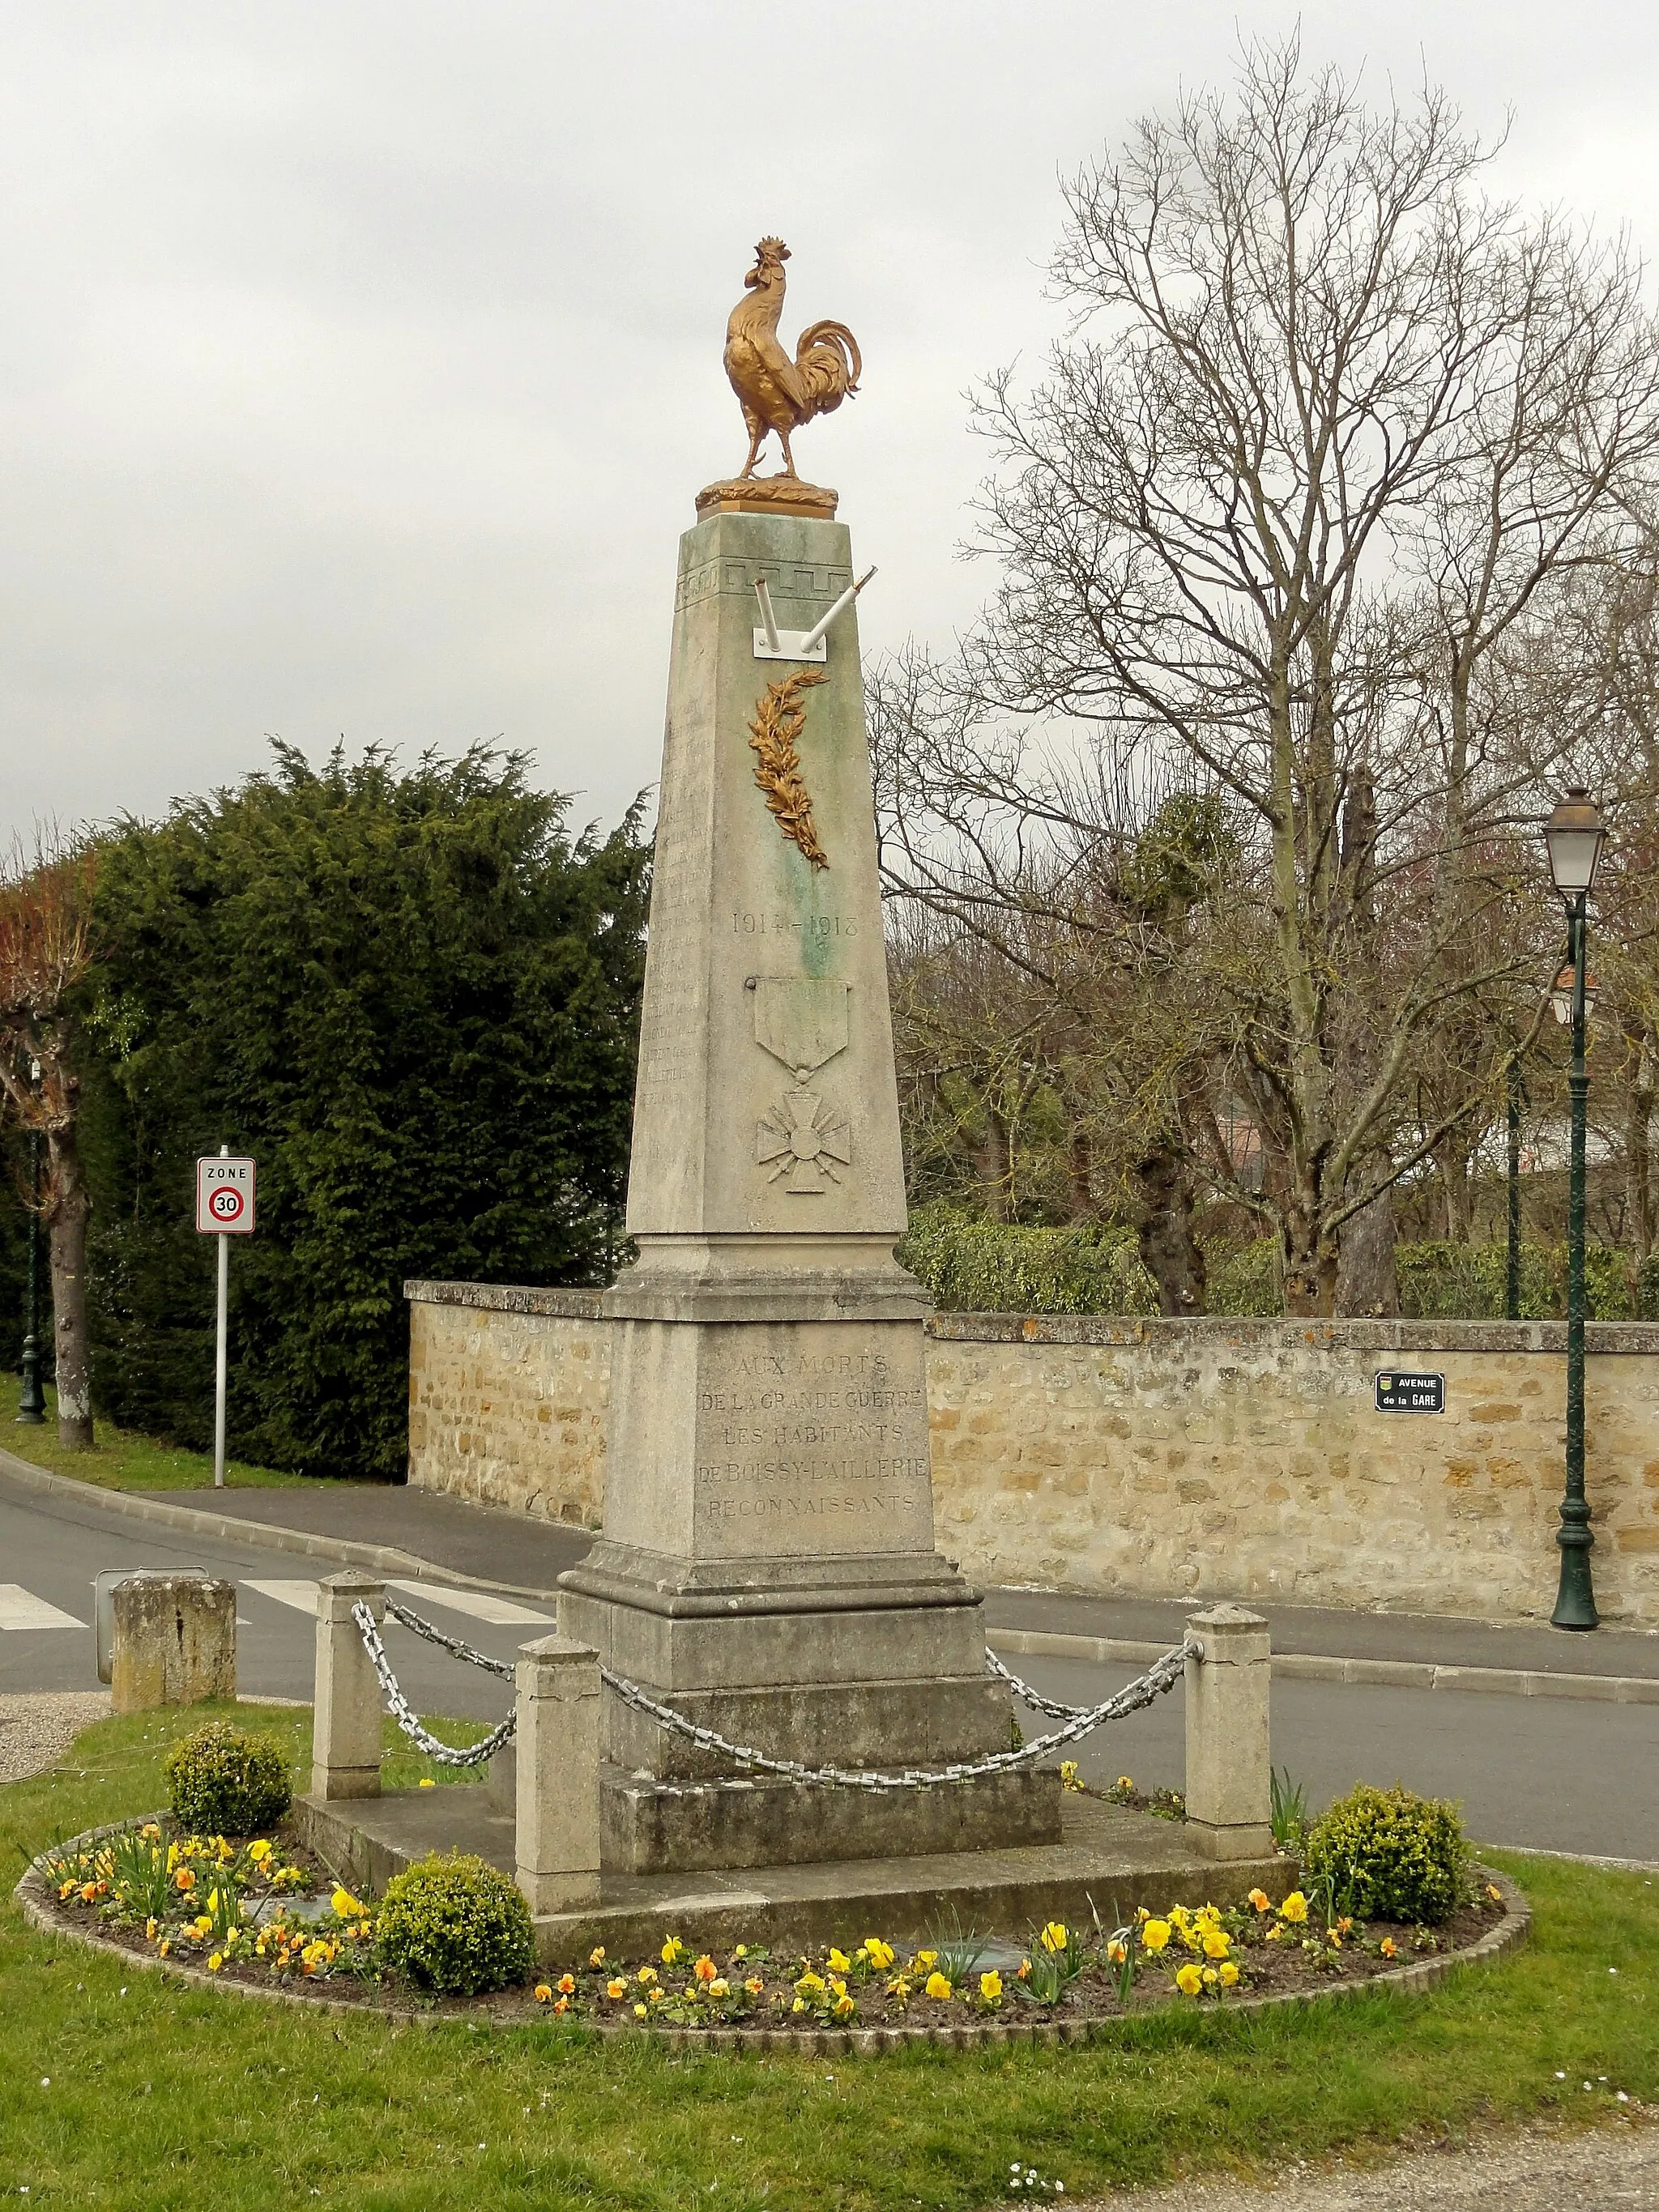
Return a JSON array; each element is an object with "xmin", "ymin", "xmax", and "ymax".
[
  {"xmin": 240, "ymin": 1578, "xmax": 552, "ymax": 1628},
  {"xmin": 386, "ymin": 1579, "xmax": 553, "ymax": 1627},
  {"xmin": 241, "ymin": 1579, "xmax": 321, "ymax": 1616},
  {"xmin": 0, "ymin": 1583, "xmax": 87, "ymax": 1631}
]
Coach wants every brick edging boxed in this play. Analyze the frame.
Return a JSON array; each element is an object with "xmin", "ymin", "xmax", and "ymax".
[{"xmin": 14, "ymin": 1831, "xmax": 1531, "ymax": 2054}]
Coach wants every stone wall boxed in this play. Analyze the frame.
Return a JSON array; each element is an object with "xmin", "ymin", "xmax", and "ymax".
[
  {"xmin": 406, "ymin": 1285, "xmax": 1659, "ymax": 1626},
  {"xmin": 407, "ymin": 1283, "xmax": 609, "ymax": 1528}
]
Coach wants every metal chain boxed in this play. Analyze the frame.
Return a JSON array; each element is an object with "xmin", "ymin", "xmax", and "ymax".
[
  {"xmin": 383, "ymin": 1596, "xmax": 515, "ymax": 1679},
  {"xmin": 595, "ymin": 1640, "xmax": 1192, "ymax": 1791},
  {"xmin": 352, "ymin": 1596, "xmax": 1192, "ymax": 1791},
  {"xmin": 983, "ymin": 1644, "xmax": 1100, "ymax": 1720},
  {"xmin": 352, "ymin": 1601, "xmax": 516, "ymax": 1767}
]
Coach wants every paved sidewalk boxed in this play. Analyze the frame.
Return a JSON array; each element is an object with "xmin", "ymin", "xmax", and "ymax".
[
  {"xmin": 982, "ymin": 1587, "xmax": 1659, "ymax": 1678},
  {"xmin": 161, "ymin": 1480, "xmax": 1659, "ymax": 1677},
  {"xmin": 7, "ymin": 1456, "xmax": 1656, "ymax": 1679},
  {"xmin": 156, "ymin": 1481, "xmax": 593, "ymax": 1591},
  {"xmin": 1071, "ymin": 2116, "xmax": 1657, "ymax": 2210}
]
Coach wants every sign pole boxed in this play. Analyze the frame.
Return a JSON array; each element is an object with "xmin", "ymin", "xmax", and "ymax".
[
  {"xmin": 195, "ymin": 1144, "xmax": 255, "ymax": 1485},
  {"xmin": 214, "ymin": 1144, "xmax": 229, "ymax": 1487}
]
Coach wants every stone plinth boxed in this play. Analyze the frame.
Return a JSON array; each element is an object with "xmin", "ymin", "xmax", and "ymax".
[
  {"xmin": 110, "ymin": 1575, "xmax": 235, "ymax": 1714},
  {"xmin": 291, "ymin": 1787, "xmax": 1281, "ymax": 1969},
  {"xmin": 557, "ymin": 501, "xmax": 1049, "ymax": 1865}
]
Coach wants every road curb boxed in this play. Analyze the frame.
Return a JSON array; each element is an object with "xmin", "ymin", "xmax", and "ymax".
[
  {"xmin": 0, "ymin": 1448, "xmax": 561, "ymax": 1606},
  {"xmin": 6, "ymin": 1448, "xmax": 1653, "ymax": 1702},
  {"xmin": 987, "ymin": 1626, "xmax": 1659, "ymax": 1707}
]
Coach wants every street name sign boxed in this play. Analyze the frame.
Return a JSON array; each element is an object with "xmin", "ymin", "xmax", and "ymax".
[
  {"xmin": 1375, "ymin": 1370, "xmax": 1444, "ymax": 1413},
  {"xmin": 196, "ymin": 1155, "xmax": 256, "ymax": 1235}
]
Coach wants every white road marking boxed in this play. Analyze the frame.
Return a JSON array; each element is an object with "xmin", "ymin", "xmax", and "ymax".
[
  {"xmin": 386, "ymin": 1579, "xmax": 553, "ymax": 1626},
  {"xmin": 239, "ymin": 1578, "xmax": 552, "ymax": 1629},
  {"xmin": 241, "ymin": 1579, "xmax": 320, "ymax": 1616},
  {"xmin": 0, "ymin": 1583, "xmax": 87, "ymax": 1631}
]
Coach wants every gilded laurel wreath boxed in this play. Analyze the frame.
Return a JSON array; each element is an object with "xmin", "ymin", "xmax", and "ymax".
[{"xmin": 748, "ymin": 668, "xmax": 830, "ymax": 869}]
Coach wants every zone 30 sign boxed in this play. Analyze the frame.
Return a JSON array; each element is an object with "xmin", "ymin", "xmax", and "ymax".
[{"xmin": 195, "ymin": 1155, "xmax": 257, "ymax": 1235}]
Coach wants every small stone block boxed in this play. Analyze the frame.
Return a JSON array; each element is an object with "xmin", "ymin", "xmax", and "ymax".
[
  {"xmin": 1183, "ymin": 1604, "xmax": 1273, "ymax": 1860},
  {"xmin": 110, "ymin": 1575, "xmax": 236, "ymax": 1714},
  {"xmin": 311, "ymin": 1574, "xmax": 386, "ymax": 1802},
  {"xmin": 515, "ymin": 1635, "xmax": 602, "ymax": 1914}
]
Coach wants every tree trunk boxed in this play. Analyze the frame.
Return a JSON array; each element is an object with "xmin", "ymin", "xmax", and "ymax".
[
  {"xmin": 1336, "ymin": 1182, "xmax": 1399, "ymax": 1317},
  {"xmin": 1437, "ymin": 1140, "xmax": 1473, "ymax": 1242},
  {"xmin": 1068, "ymin": 1123, "xmax": 1094, "ymax": 1222},
  {"xmin": 977, "ymin": 1102, "xmax": 1012, "ymax": 1223},
  {"xmin": 45, "ymin": 1123, "xmax": 93, "ymax": 1450},
  {"xmin": 1281, "ymin": 1191, "xmax": 1337, "ymax": 1317},
  {"xmin": 1130, "ymin": 1141, "xmax": 1207, "ymax": 1315},
  {"xmin": 1627, "ymin": 1074, "xmax": 1656, "ymax": 1262}
]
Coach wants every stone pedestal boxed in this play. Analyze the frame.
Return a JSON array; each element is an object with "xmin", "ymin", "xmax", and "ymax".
[
  {"xmin": 311, "ymin": 1573, "xmax": 386, "ymax": 1801},
  {"xmin": 514, "ymin": 1634, "xmax": 603, "ymax": 1914},
  {"xmin": 110, "ymin": 1575, "xmax": 236, "ymax": 1714},
  {"xmin": 559, "ymin": 501, "xmax": 1054, "ymax": 1868},
  {"xmin": 1183, "ymin": 1604, "xmax": 1274, "ymax": 1860}
]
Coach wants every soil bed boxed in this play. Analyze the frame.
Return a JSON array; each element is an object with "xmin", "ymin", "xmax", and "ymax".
[{"xmin": 22, "ymin": 1813, "xmax": 1525, "ymax": 2044}]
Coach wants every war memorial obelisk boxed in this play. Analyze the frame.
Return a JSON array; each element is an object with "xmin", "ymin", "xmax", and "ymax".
[{"xmin": 558, "ymin": 240, "xmax": 1057, "ymax": 1873}]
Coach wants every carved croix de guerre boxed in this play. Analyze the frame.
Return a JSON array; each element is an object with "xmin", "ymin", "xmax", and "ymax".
[
  {"xmin": 748, "ymin": 668, "xmax": 830, "ymax": 869},
  {"xmin": 724, "ymin": 238, "xmax": 861, "ymax": 480}
]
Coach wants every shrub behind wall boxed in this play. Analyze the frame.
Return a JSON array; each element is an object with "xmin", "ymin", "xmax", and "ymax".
[{"xmin": 81, "ymin": 744, "xmax": 649, "ymax": 1479}]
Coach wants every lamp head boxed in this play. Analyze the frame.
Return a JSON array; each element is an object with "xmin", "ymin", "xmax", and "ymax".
[{"xmin": 1542, "ymin": 786, "xmax": 1608, "ymax": 901}]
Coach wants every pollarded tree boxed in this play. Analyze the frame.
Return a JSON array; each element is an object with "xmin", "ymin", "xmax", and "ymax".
[
  {"xmin": 0, "ymin": 835, "xmax": 100, "ymax": 1447},
  {"xmin": 966, "ymin": 38, "xmax": 1659, "ymax": 1311}
]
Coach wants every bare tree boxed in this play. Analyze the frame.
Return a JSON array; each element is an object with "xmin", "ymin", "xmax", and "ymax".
[
  {"xmin": 959, "ymin": 38, "xmax": 1659, "ymax": 1311},
  {"xmin": 0, "ymin": 835, "xmax": 99, "ymax": 1448}
]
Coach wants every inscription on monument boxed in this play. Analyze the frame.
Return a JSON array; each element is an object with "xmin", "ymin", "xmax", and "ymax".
[{"xmin": 692, "ymin": 1343, "xmax": 932, "ymax": 1554}]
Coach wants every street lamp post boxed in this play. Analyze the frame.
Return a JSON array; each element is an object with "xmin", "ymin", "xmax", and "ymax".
[
  {"xmin": 15, "ymin": 1127, "xmax": 45, "ymax": 1424},
  {"xmin": 1542, "ymin": 786, "xmax": 1609, "ymax": 1631}
]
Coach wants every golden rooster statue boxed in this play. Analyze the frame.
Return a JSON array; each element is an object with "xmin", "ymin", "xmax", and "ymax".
[{"xmin": 723, "ymin": 238, "xmax": 861, "ymax": 479}]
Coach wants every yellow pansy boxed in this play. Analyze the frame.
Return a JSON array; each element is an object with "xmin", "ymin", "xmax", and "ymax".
[
  {"xmin": 979, "ymin": 1970, "xmax": 1003, "ymax": 2003},
  {"xmin": 827, "ymin": 1948, "xmax": 851, "ymax": 1972},
  {"xmin": 1219, "ymin": 1962, "xmax": 1239, "ymax": 1987},
  {"xmin": 924, "ymin": 1971, "xmax": 953, "ymax": 2001},
  {"xmin": 1279, "ymin": 1892, "xmax": 1309, "ymax": 1924},
  {"xmin": 1202, "ymin": 1930, "xmax": 1230, "ymax": 1959},
  {"xmin": 1141, "ymin": 1920, "xmax": 1171, "ymax": 1952},
  {"xmin": 1039, "ymin": 1922, "xmax": 1069, "ymax": 1954},
  {"xmin": 1175, "ymin": 1963, "xmax": 1203, "ymax": 1996}
]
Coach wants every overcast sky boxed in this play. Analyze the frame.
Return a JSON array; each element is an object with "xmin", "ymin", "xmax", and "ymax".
[{"xmin": 2, "ymin": 2, "xmax": 1657, "ymax": 843}]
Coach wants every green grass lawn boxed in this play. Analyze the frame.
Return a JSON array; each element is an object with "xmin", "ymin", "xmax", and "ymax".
[
  {"xmin": 0, "ymin": 1374, "xmax": 357, "ymax": 1493},
  {"xmin": 0, "ymin": 1703, "xmax": 1653, "ymax": 2209}
]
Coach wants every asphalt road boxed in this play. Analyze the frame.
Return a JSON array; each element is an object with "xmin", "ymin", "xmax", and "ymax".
[
  {"xmin": 2, "ymin": 1477, "xmax": 1655, "ymax": 1857},
  {"xmin": 1004, "ymin": 1648, "xmax": 1659, "ymax": 1861},
  {"xmin": 0, "ymin": 1478, "xmax": 537, "ymax": 1726}
]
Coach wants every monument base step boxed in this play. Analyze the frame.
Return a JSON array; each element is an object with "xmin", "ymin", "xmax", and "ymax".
[
  {"xmin": 293, "ymin": 1788, "xmax": 1285, "ymax": 1969},
  {"xmin": 598, "ymin": 1760, "xmax": 1060, "ymax": 1873}
]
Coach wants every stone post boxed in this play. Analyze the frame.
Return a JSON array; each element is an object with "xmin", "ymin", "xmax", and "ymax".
[
  {"xmin": 110, "ymin": 1575, "xmax": 236, "ymax": 1715},
  {"xmin": 311, "ymin": 1573, "xmax": 386, "ymax": 1801},
  {"xmin": 1183, "ymin": 1603, "xmax": 1273, "ymax": 1861},
  {"xmin": 514, "ymin": 1634, "xmax": 602, "ymax": 1915}
]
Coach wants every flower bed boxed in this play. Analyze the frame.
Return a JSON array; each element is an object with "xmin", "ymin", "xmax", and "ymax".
[{"xmin": 19, "ymin": 1818, "xmax": 1528, "ymax": 2047}]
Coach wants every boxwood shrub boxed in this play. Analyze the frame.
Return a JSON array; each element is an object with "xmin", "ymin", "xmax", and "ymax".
[
  {"xmin": 376, "ymin": 1852, "xmax": 535, "ymax": 1994},
  {"xmin": 162, "ymin": 1721, "xmax": 292, "ymax": 1835},
  {"xmin": 1302, "ymin": 1782, "xmax": 1469, "ymax": 1924}
]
